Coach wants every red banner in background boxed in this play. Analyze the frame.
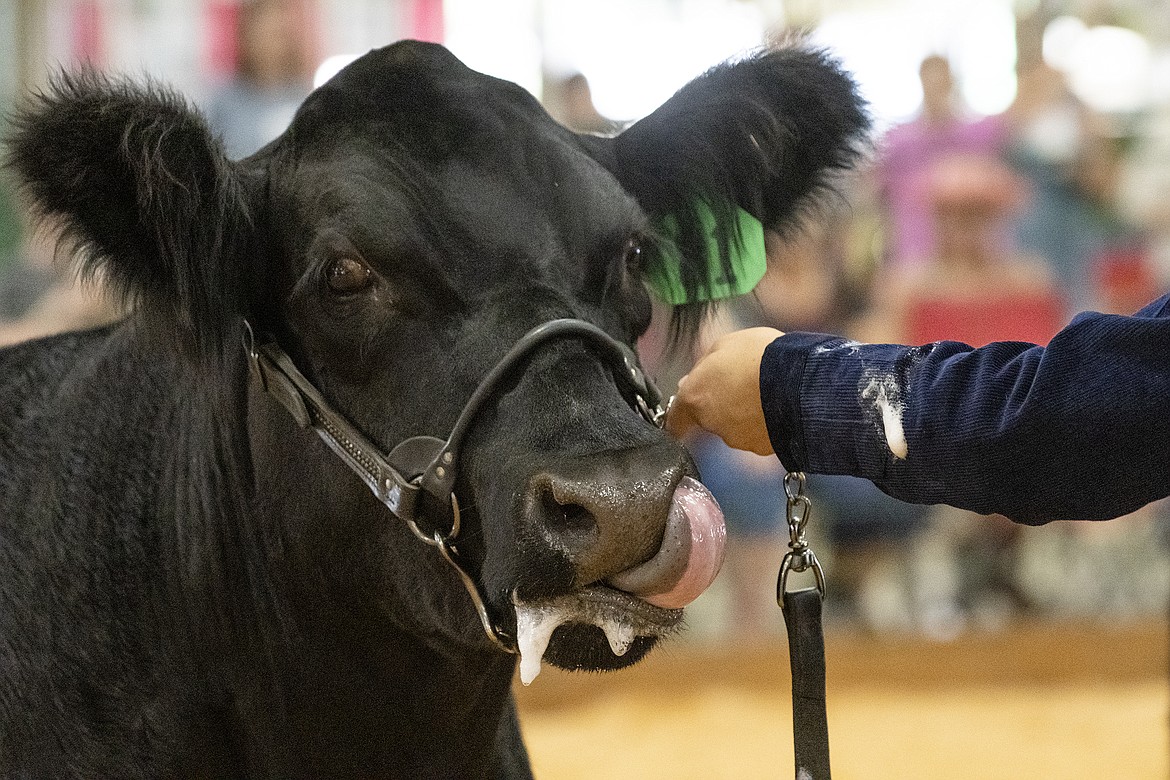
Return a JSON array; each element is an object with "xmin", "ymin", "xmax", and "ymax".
[
  {"xmin": 70, "ymin": 0, "xmax": 106, "ymax": 67},
  {"xmin": 201, "ymin": 0, "xmax": 321, "ymax": 80},
  {"xmin": 405, "ymin": 0, "xmax": 445, "ymax": 44},
  {"xmin": 203, "ymin": 0, "xmax": 241, "ymax": 79}
]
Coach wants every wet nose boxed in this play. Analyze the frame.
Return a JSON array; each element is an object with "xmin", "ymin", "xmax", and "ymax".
[{"xmin": 523, "ymin": 441, "xmax": 688, "ymax": 587}]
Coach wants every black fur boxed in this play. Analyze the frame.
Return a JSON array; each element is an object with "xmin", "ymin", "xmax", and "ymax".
[
  {"xmin": 8, "ymin": 70, "xmax": 250, "ymax": 361},
  {"xmin": 0, "ymin": 40, "xmax": 866, "ymax": 777},
  {"xmin": 608, "ymin": 44, "xmax": 869, "ymax": 334}
]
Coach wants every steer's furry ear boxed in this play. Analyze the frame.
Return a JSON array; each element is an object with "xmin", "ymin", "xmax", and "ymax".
[
  {"xmin": 6, "ymin": 70, "xmax": 249, "ymax": 360},
  {"xmin": 608, "ymin": 43, "xmax": 869, "ymax": 336}
]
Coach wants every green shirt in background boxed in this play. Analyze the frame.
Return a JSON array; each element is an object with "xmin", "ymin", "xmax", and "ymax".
[{"xmin": 0, "ymin": 162, "xmax": 22, "ymax": 272}]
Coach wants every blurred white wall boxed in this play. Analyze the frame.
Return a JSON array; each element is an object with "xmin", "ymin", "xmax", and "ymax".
[{"xmin": 3, "ymin": 1, "xmax": 1170, "ymax": 129}]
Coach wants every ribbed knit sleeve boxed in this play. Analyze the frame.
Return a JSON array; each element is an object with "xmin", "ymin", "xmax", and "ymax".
[{"xmin": 759, "ymin": 294, "xmax": 1170, "ymax": 524}]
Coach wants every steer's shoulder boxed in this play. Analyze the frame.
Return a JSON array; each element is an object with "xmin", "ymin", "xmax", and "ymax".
[
  {"xmin": 0, "ymin": 324, "xmax": 112, "ymax": 396},
  {"xmin": 0, "ymin": 323, "xmax": 154, "ymax": 457}
]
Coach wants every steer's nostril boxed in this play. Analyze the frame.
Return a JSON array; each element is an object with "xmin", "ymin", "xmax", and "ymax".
[
  {"xmin": 525, "ymin": 445, "xmax": 687, "ymax": 586},
  {"xmin": 557, "ymin": 502, "xmax": 595, "ymax": 531},
  {"xmin": 541, "ymin": 490, "xmax": 597, "ymax": 533}
]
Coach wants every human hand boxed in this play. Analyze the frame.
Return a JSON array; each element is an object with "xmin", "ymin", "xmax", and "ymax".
[{"xmin": 665, "ymin": 327, "xmax": 783, "ymax": 455}]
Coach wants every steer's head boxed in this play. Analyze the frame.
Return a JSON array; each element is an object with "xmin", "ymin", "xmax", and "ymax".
[{"xmin": 7, "ymin": 41, "xmax": 866, "ymax": 680}]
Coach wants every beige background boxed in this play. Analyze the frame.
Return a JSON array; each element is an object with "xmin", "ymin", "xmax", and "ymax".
[{"xmin": 517, "ymin": 621, "xmax": 1168, "ymax": 780}]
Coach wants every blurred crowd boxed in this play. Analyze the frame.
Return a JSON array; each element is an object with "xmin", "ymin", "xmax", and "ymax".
[
  {"xmin": 2, "ymin": 1, "xmax": 1168, "ymax": 641},
  {"xmin": 0, "ymin": 0, "xmax": 314, "ymax": 347},
  {"xmin": 628, "ymin": 52, "xmax": 1170, "ymax": 642}
]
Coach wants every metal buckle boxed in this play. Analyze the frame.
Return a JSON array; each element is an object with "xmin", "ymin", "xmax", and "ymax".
[{"xmin": 650, "ymin": 395, "xmax": 675, "ymax": 429}]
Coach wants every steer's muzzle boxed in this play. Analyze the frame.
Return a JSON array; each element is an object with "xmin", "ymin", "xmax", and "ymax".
[
  {"xmin": 511, "ymin": 439, "xmax": 727, "ymax": 684},
  {"xmin": 524, "ymin": 442, "xmax": 684, "ymax": 588},
  {"xmin": 522, "ymin": 440, "xmax": 726, "ymax": 606}
]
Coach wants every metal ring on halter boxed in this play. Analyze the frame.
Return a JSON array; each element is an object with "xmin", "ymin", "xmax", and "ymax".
[
  {"xmin": 242, "ymin": 320, "xmax": 257, "ymax": 361},
  {"xmin": 406, "ymin": 493, "xmax": 462, "ymax": 547}
]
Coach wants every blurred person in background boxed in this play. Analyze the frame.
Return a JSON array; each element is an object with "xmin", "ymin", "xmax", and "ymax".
[
  {"xmin": 205, "ymin": 0, "xmax": 315, "ymax": 159},
  {"xmin": 865, "ymin": 155, "xmax": 1061, "ymax": 350},
  {"xmin": 1006, "ymin": 62, "xmax": 1145, "ymax": 315},
  {"xmin": 666, "ymin": 269, "xmax": 1170, "ymax": 631},
  {"xmin": 1114, "ymin": 100, "xmax": 1170, "ymax": 313},
  {"xmin": 860, "ymin": 155, "xmax": 1063, "ymax": 635},
  {"xmin": 875, "ymin": 54, "xmax": 1007, "ymax": 268},
  {"xmin": 544, "ymin": 72, "xmax": 616, "ymax": 136}
]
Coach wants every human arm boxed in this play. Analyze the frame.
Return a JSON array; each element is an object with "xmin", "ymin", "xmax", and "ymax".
[
  {"xmin": 763, "ymin": 294, "xmax": 1170, "ymax": 523},
  {"xmin": 666, "ymin": 327, "xmax": 781, "ymax": 456},
  {"xmin": 672, "ymin": 294, "xmax": 1170, "ymax": 524}
]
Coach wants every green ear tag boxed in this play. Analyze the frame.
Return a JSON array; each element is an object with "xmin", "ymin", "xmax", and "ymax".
[{"xmin": 645, "ymin": 200, "xmax": 767, "ymax": 304}]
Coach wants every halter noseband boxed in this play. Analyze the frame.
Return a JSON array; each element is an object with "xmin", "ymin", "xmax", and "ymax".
[{"xmin": 244, "ymin": 318, "xmax": 666, "ymax": 653}]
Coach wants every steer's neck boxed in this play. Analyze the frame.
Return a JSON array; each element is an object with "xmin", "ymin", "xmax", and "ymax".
[
  {"xmin": 239, "ymin": 380, "xmax": 526, "ymax": 776},
  {"xmin": 252, "ymin": 632, "xmax": 520, "ymax": 776}
]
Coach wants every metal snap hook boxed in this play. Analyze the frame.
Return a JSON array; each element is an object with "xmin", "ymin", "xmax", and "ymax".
[{"xmin": 651, "ymin": 394, "xmax": 675, "ymax": 429}]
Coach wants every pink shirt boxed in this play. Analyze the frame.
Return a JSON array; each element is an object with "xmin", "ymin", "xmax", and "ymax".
[{"xmin": 876, "ymin": 114, "xmax": 1008, "ymax": 266}]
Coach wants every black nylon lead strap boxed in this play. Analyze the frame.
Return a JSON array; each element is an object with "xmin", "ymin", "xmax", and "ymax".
[
  {"xmin": 778, "ymin": 471, "xmax": 830, "ymax": 779},
  {"xmin": 782, "ymin": 586, "xmax": 831, "ymax": 780}
]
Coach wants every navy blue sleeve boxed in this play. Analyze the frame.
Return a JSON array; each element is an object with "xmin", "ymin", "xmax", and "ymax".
[{"xmin": 760, "ymin": 293, "xmax": 1170, "ymax": 524}]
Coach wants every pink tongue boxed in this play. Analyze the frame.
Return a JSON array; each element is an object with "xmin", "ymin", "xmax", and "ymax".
[{"xmin": 605, "ymin": 477, "xmax": 726, "ymax": 609}]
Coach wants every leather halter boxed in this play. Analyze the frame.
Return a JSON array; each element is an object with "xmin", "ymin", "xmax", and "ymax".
[{"xmin": 245, "ymin": 318, "xmax": 666, "ymax": 653}]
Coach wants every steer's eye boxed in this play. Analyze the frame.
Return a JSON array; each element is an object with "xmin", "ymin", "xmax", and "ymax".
[
  {"xmin": 325, "ymin": 256, "xmax": 373, "ymax": 295},
  {"xmin": 622, "ymin": 237, "xmax": 643, "ymax": 274}
]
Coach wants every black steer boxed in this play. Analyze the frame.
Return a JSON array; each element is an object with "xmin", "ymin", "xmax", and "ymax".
[{"xmin": 0, "ymin": 41, "xmax": 865, "ymax": 777}]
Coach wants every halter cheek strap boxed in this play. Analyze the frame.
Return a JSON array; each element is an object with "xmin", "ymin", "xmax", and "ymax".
[
  {"xmin": 246, "ymin": 335, "xmax": 432, "ymax": 522},
  {"xmin": 244, "ymin": 318, "xmax": 666, "ymax": 653}
]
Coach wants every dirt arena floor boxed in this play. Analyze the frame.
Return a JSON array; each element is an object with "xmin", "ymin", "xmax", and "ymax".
[{"xmin": 516, "ymin": 620, "xmax": 1168, "ymax": 779}]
